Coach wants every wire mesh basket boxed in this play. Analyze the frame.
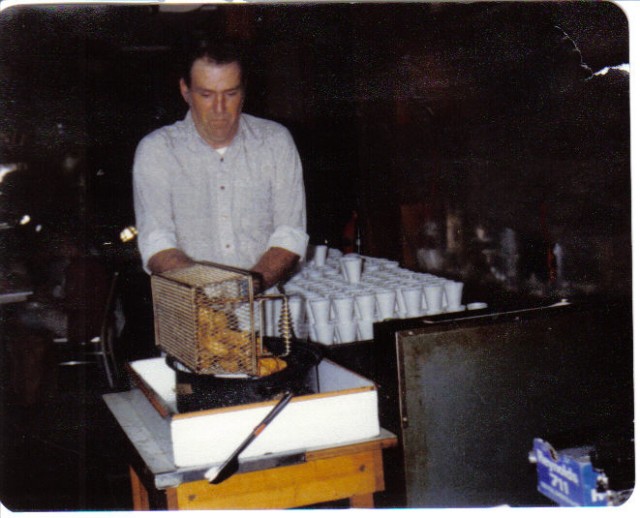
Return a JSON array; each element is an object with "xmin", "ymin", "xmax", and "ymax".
[{"xmin": 150, "ymin": 262, "xmax": 292, "ymax": 377}]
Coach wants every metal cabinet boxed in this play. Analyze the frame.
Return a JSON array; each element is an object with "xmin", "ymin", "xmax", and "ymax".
[{"xmin": 325, "ymin": 301, "xmax": 634, "ymax": 508}]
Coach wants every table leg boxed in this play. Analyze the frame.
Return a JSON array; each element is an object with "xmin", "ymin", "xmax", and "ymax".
[
  {"xmin": 349, "ymin": 493, "xmax": 375, "ymax": 508},
  {"xmin": 129, "ymin": 465, "xmax": 150, "ymax": 511}
]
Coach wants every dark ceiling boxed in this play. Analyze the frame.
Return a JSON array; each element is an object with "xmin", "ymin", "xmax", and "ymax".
[
  {"xmin": 0, "ymin": 2, "xmax": 629, "ymax": 150},
  {"xmin": 0, "ymin": 2, "xmax": 631, "ymax": 280}
]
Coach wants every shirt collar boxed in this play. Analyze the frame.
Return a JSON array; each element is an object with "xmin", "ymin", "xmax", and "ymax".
[{"xmin": 183, "ymin": 110, "xmax": 245, "ymax": 154}]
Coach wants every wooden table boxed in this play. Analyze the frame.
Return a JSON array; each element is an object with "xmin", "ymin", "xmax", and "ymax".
[{"xmin": 104, "ymin": 389, "xmax": 397, "ymax": 510}]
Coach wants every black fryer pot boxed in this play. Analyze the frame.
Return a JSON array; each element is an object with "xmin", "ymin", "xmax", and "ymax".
[{"xmin": 167, "ymin": 339, "xmax": 323, "ymax": 413}]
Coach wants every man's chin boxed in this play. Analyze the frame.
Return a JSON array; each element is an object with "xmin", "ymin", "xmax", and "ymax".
[
  {"xmin": 199, "ymin": 121, "xmax": 238, "ymax": 147},
  {"xmin": 205, "ymin": 131, "xmax": 232, "ymax": 147}
]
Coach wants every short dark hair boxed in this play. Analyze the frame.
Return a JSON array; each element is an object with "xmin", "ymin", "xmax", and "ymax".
[{"xmin": 181, "ymin": 37, "xmax": 248, "ymax": 88}]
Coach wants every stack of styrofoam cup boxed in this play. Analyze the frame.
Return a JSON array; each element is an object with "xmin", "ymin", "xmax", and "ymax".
[{"xmin": 273, "ymin": 246, "xmax": 469, "ymax": 344}]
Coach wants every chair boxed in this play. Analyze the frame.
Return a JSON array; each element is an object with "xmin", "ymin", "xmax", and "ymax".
[
  {"xmin": 95, "ymin": 271, "xmax": 121, "ymax": 388},
  {"xmin": 58, "ymin": 268, "xmax": 121, "ymax": 389}
]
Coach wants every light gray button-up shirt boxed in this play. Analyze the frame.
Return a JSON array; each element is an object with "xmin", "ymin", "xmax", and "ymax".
[{"xmin": 133, "ymin": 112, "xmax": 308, "ymax": 272}]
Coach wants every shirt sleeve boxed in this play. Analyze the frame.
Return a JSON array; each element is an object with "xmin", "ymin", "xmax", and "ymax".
[
  {"xmin": 267, "ymin": 128, "xmax": 309, "ymax": 258},
  {"xmin": 132, "ymin": 133, "xmax": 179, "ymax": 273}
]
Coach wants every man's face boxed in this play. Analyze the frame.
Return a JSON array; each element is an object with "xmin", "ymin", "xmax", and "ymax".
[{"xmin": 180, "ymin": 59, "xmax": 245, "ymax": 149}]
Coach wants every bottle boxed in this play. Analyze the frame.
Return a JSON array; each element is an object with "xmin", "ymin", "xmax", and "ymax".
[
  {"xmin": 547, "ymin": 244, "xmax": 557, "ymax": 285},
  {"xmin": 553, "ymin": 243, "xmax": 563, "ymax": 285},
  {"xmin": 341, "ymin": 210, "xmax": 359, "ymax": 254}
]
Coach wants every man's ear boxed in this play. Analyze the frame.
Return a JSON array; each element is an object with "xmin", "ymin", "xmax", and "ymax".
[{"xmin": 179, "ymin": 78, "xmax": 191, "ymax": 105}]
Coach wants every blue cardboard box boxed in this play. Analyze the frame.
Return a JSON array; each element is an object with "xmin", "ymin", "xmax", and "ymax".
[{"xmin": 531, "ymin": 438, "xmax": 609, "ymax": 506}]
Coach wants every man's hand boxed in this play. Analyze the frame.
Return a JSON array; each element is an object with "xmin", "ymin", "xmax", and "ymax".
[
  {"xmin": 147, "ymin": 248, "xmax": 195, "ymax": 274},
  {"xmin": 251, "ymin": 247, "xmax": 299, "ymax": 291}
]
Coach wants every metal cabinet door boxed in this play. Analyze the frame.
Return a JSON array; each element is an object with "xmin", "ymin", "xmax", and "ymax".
[{"xmin": 395, "ymin": 304, "xmax": 633, "ymax": 507}]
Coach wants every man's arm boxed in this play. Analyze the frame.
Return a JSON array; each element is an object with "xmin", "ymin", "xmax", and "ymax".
[
  {"xmin": 147, "ymin": 248, "xmax": 195, "ymax": 274},
  {"xmin": 133, "ymin": 134, "xmax": 184, "ymax": 274},
  {"xmin": 148, "ymin": 246, "xmax": 295, "ymax": 286},
  {"xmin": 253, "ymin": 125, "xmax": 307, "ymax": 291},
  {"xmin": 251, "ymin": 246, "xmax": 300, "ymax": 290}
]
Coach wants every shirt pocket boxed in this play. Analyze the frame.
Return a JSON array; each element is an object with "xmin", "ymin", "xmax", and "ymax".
[
  {"xmin": 172, "ymin": 176, "xmax": 210, "ymax": 228},
  {"xmin": 235, "ymin": 178, "xmax": 272, "ymax": 236},
  {"xmin": 235, "ymin": 176, "xmax": 271, "ymax": 209}
]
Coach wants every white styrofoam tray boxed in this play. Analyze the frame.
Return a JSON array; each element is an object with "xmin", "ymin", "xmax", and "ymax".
[{"xmin": 129, "ymin": 357, "xmax": 380, "ymax": 467}]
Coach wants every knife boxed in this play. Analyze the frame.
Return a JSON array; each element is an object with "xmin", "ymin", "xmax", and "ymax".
[{"xmin": 205, "ymin": 391, "xmax": 294, "ymax": 484}]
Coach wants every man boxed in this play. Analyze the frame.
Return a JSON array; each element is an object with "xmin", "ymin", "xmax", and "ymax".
[{"xmin": 133, "ymin": 39, "xmax": 308, "ymax": 290}]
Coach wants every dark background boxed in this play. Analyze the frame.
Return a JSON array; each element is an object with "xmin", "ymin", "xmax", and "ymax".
[
  {"xmin": 0, "ymin": 1, "xmax": 633, "ymax": 511},
  {"xmin": 0, "ymin": 1, "xmax": 631, "ymax": 297}
]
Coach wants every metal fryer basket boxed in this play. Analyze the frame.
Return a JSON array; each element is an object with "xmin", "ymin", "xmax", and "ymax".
[{"xmin": 151, "ymin": 261, "xmax": 287, "ymax": 376}]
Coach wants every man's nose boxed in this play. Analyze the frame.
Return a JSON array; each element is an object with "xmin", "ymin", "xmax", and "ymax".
[{"xmin": 213, "ymin": 94, "xmax": 225, "ymax": 113}]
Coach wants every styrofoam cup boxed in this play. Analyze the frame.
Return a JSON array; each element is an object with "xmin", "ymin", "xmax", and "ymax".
[
  {"xmin": 309, "ymin": 325, "xmax": 317, "ymax": 342},
  {"xmin": 336, "ymin": 320, "xmax": 358, "ymax": 343},
  {"xmin": 444, "ymin": 280, "xmax": 464, "ymax": 308},
  {"xmin": 313, "ymin": 322, "xmax": 335, "ymax": 345},
  {"xmin": 313, "ymin": 245, "xmax": 328, "ymax": 267},
  {"xmin": 332, "ymin": 295, "xmax": 355, "ymax": 322},
  {"xmin": 271, "ymin": 298, "xmax": 283, "ymax": 337},
  {"xmin": 424, "ymin": 284, "xmax": 444, "ymax": 314},
  {"xmin": 394, "ymin": 287, "xmax": 407, "ymax": 316},
  {"xmin": 340, "ymin": 256, "xmax": 363, "ymax": 284},
  {"xmin": 402, "ymin": 286, "xmax": 424, "ymax": 317},
  {"xmin": 287, "ymin": 296, "xmax": 304, "ymax": 335},
  {"xmin": 375, "ymin": 289, "xmax": 396, "ymax": 320},
  {"xmin": 264, "ymin": 298, "xmax": 275, "ymax": 336},
  {"xmin": 355, "ymin": 293, "xmax": 376, "ymax": 320},
  {"xmin": 307, "ymin": 269, "xmax": 323, "ymax": 280},
  {"xmin": 310, "ymin": 297, "xmax": 331, "ymax": 324},
  {"xmin": 357, "ymin": 319, "xmax": 374, "ymax": 341}
]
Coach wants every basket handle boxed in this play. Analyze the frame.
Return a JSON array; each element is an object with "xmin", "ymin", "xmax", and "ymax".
[
  {"xmin": 278, "ymin": 295, "xmax": 293, "ymax": 357},
  {"xmin": 254, "ymin": 293, "xmax": 293, "ymax": 357}
]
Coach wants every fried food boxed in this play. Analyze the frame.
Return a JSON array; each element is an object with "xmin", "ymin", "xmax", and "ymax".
[
  {"xmin": 258, "ymin": 356, "xmax": 288, "ymax": 377},
  {"xmin": 201, "ymin": 337, "xmax": 230, "ymax": 356},
  {"xmin": 218, "ymin": 329, "xmax": 250, "ymax": 347},
  {"xmin": 197, "ymin": 306, "xmax": 229, "ymax": 336},
  {"xmin": 196, "ymin": 305, "xmax": 287, "ymax": 377},
  {"xmin": 197, "ymin": 306, "xmax": 253, "ymax": 372}
]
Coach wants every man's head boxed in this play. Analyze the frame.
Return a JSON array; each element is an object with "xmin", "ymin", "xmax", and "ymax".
[{"xmin": 179, "ymin": 39, "xmax": 247, "ymax": 149}]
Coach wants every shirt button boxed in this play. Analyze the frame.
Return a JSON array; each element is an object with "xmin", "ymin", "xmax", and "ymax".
[
  {"xmin": 225, "ymin": 244, "xmax": 231, "ymax": 249},
  {"xmin": 220, "ymin": 185, "xmax": 225, "ymax": 190}
]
